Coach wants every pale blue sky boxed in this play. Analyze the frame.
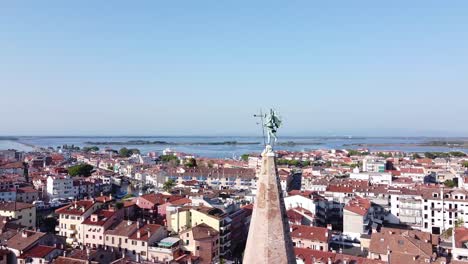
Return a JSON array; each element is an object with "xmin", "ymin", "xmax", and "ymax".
[{"xmin": 1, "ymin": 1, "xmax": 467, "ymax": 136}]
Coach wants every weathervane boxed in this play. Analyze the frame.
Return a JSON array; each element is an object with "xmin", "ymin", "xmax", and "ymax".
[{"xmin": 254, "ymin": 108, "xmax": 282, "ymax": 147}]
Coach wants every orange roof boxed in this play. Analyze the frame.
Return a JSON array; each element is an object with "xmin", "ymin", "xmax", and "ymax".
[
  {"xmin": 55, "ymin": 200, "xmax": 96, "ymax": 216},
  {"xmin": 344, "ymin": 196, "xmax": 371, "ymax": 216},
  {"xmin": 290, "ymin": 225, "xmax": 329, "ymax": 243}
]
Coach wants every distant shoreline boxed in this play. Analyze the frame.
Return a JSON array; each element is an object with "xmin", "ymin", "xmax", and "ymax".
[
  {"xmin": 83, "ymin": 140, "xmax": 325, "ymax": 147},
  {"xmin": 344, "ymin": 140, "xmax": 468, "ymax": 149}
]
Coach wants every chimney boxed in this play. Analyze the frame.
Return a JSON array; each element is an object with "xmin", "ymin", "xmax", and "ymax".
[
  {"xmin": 21, "ymin": 230, "xmax": 28, "ymax": 238},
  {"xmin": 327, "ymin": 224, "xmax": 332, "ymax": 230},
  {"xmin": 137, "ymin": 231, "xmax": 141, "ymax": 239},
  {"xmin": 328, "ymin": 257, "xmax": 332, "ymax": 264}
]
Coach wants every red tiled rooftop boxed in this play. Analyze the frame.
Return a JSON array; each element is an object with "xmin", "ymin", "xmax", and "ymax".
[
  {"xmin": 82, "ymin": 209, "xmax": 116, "ymax": 226},
  {"xmin": 20, "ymin": 245, "xmax": 56, "ymax": 259},
  {"xmin": 344, "ymin": 196, "xmax": 371, "ymax": 216},
  {"xmin": 55, "ymin": 200, "xmax": 96, "ymax": 216},
  {"xmin": 129, "ymin": 224, "xmax": 163, "ymax": 241},
  {"xmin": 290, "ymin": 225, "xmax": 329, "ymax": 243}
]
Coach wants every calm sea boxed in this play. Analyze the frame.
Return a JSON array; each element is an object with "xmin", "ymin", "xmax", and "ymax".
[{"xmin": 1, "ymin": 136, "xmax": 467, "ymax": 158}]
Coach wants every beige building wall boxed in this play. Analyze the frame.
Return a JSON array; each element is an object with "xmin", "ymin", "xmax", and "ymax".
[
  {"xmin": 343, "ymin": 209, "xmax": 365, "ymax": 237},
  {"xmin": 168, "ymin": 209, "xmax": 190, "ymax": 233},
  {"xmin": 57, "ymin": 203, "xmax": 101, "ymax": 244},
  {"xmin": 0, "ymin": 206, "xmax": 36, "ymax": 228}
]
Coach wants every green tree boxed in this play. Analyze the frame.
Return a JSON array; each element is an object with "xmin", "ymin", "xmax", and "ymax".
[
  {"xmin": 377, "ymin": 152, "xmax": 392, "ymax": 158},
  {"xmin": 412, "ymin": 153, "xmax": 421, "ymax": 159},
  {"xmin": 444, "ymin": 179, "xmax": 457, "ymax": 188},
  {"xmin": 241, "ymin": 154, "xmax": 250, "ymax": 161},
  {"xmin": 347, "ymin": 149, "xmax": 360, "ymax": 156},
  {"xmin": 288, "ymin": 160, "xmax": 300, "ymax": 167},
  {"xmin": 83, "ymin": 146, "xmax": 99, "ymax": 152},
  {"xmin": 185, "ymin": 158, "xmax": 197, "ymax": 168},
  {"xmin": 450, "ymin": 151, "xmax": 467, "ymax": 157},
  {"xmin": 163, "ymin": 179, "xmax": 176, "ymax": 192},
  {"xmin": 463, "ymin": 161, "xmax": 468, "ymax": 168},
  {"xmin": 159, "ymin": 155, "xmax": 179, "ymax": 163},
  {"xmin": 301, "ymin": 160, "xmax": 311, "ymax": 167},
  {"xmin": 119, "ymin": 148, "xmax": 140, "ymax": 157},
  {"xmin": 68, "ymin": 164, "xmax": 94, "ymax": 177}
]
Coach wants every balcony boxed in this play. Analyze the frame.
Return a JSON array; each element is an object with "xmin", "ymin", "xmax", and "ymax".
[
  {"xmin": 220, "ymin": 229, "xmax": 231, "ymax": 238},
  {"xmin": 66, "ymin": 229, "xmax": 77, "ymax": 235}
]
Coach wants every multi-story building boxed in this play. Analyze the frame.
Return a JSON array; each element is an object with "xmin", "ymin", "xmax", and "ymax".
[
  {"xmin": 72, "ymin": 179, "xmax": 95, "ymax": 198},
  {"xmin": 16, "ymin": 187, "xmax": 39, "ymax": 203},
  {"xmin": 420, "ymin": 187, "xmax": 468, "ymax": 234},
  {"xmin": 0, "ymin": 201, "xmax": 36, "ymax": 228},
  {"xmin": 55, "ymin": 199, "xmax": 102, "ymax": 244},
  {"xmin": 343, "ymin": 196, "xmax": 373, "ymax": 239},
  {"xmin": 166, "ymin": 168, "xmax": 256, "ymax": 190},
  {"xmin": 368, "ymin": 228, "xmax": 435, "ymax": 262},
  {"xmin": 81, "ymin": 208, "xmax": 123, "ymax": 248},
  {"xmin": 290, "ymin": 225, "xmax": 330, "ymax": 251},
  {"xmin": 0, "ymin": 189, "xmax": 16, "ymax": 202},
  {"xmin": 147, "ymin": 237, "xmax": 182, "ymax": 263},
  {"xmin": 362, "ymin": 159, "xmax": 386, "ymax": 173},
  {"xmin": 389, "ymin": 189, "xmax": 423, "ymax": 229},
  {"xmin": 284, "ymin": 191, "xmax": 328, "ymax": 227},
  {"xmin": 46, "ymin": 175, "xmax": 74, "ymax": 199},
  {"xmin": 104, "ymin": 220, "xmax": 167, "ymax": 261},
  {"xmin": 166, "ymin": 206, "xmax": 232, "ymax": 258},
  {"xmin": 18, "ymin": 245, "xmax": 63, "ymax": 264},
  {"xmin": 0, "ymin": 162, "xmax": 24, "ymax": 175},
  {"xmin": 179, "ymin": 223, "xmax": 219, "ymax": 264}
]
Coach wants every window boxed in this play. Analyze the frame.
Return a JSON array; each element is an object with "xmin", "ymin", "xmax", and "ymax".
[
  {"xmin": 196, "ymin": 246, "xmax": 200, "ymax": 250},
  {"xmin": 186, "ymin": 240, "xmax": 189, "ymax": 245}
]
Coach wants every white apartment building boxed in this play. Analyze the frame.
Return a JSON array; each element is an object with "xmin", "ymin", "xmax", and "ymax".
[
  {"xmin": 55, "ymin": 199, "xmax": 102, "ymax": 245},
  {"xmin": 350, "ymin": 170, "xmax": 392, "ymax": 185},
  {"xmin": 362, "ymin": 159, "xmax": 386, "ymax": 173},
  {"xmin": 420, "ymin": 188, "xmax": 468, "ymax": 234},
  {"xmin": 46, "ymin": 175, "xmax": 74, "ymax": 199},
  {"xmin": 389, "ymin": 190, "xmax": 423, "ymax": 230}
]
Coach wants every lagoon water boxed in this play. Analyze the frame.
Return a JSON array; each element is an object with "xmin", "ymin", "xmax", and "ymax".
[{"xmin": 1, "ymin": 136, "xmax": 467, "ymax": 158}]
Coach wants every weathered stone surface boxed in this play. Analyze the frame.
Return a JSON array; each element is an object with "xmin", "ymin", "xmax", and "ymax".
[{"xmin": 243, "ymin": 146, "xmax": 295, "ymax": 264}]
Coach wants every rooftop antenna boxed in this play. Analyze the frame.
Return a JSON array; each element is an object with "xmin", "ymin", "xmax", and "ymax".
[{"xmin": 254, "ymin": 109, "xmax": 267, "ymax": 146}]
